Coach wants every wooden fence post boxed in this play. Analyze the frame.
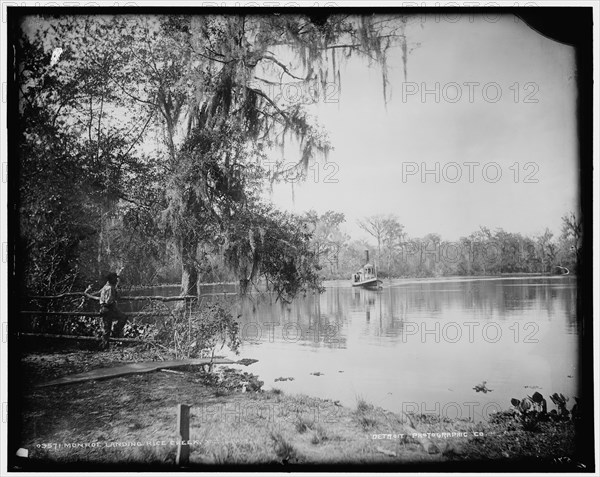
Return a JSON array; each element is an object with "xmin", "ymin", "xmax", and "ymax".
[{"xmin": 176, "ymin": 404, "xmax": 190, "ymax": 467}]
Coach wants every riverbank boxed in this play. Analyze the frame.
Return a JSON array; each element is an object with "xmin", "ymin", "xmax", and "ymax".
[{"xmin": 12, "ymin": 348, "xmax": 585, "ymax": 471}]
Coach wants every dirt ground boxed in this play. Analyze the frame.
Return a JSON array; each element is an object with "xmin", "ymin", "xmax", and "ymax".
[{"xmin": 9, "ymin": 345, "xmax": 588, "ymax": 471}]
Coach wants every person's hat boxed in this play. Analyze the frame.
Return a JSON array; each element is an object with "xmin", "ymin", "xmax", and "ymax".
[{"xmin": 105, "ymin": 272, "xmax": 119, "ymax": 283}]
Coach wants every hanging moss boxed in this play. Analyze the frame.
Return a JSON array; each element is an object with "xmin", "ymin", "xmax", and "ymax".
[{"xmin": 151, "ymin": 13, "xmax": 411, "ymax": 291}]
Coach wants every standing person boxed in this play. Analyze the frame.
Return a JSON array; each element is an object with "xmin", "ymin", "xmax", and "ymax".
[{"xmin": 85, "ymin": 272, "xmax": 127, "ymax": 349}]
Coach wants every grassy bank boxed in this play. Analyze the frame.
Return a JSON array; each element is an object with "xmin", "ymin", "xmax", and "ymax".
[{"xmin": 12, "ymin": 348, "xmax": 586, "ymax": 471}]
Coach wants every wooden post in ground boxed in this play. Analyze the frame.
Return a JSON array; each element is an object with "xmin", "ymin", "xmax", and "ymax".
[{"xmin": 176, "ymin": 404, "xmax": 190, "ymax": 467}]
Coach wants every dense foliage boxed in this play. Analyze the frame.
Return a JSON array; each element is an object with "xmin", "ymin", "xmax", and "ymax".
[{"xmin": 17, "ymin": 13, "xmax": 408, "ymax": 297}]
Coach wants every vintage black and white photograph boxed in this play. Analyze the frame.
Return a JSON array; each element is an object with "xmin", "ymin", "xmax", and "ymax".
[{"xmin": 3, "ymin": 3, "xmax": 596, "ymax": 473}]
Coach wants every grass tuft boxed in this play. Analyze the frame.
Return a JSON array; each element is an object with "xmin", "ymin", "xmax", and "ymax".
[
  {"xmin": 211, "ymin": 444, "xmax": 233, "ymax": 464},
  {"xmin": 354, "ymin": 395, "xmax": 378, "ymax": 430},
  {"xmin": 310, "ymin": 424, "xmax": 329, "ymax": 445},
  {"xmin": 295, "ymin": 415, "xmax": 315, "ymax": 434},
  {"xmin": 270, "ymin": 431, "xmax": 298, "ymax": 463},
  {"xmin": 355, "ymin": 395, "xmax": 374, "ymax": 414},
  {"xmin": 357, "ymin": 414, "xmax": 378, "ymax": 430}
]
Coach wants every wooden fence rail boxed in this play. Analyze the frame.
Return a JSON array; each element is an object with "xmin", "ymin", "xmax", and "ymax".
[
  {"xmin": 19, "ymin": 311, "xmax": 173, "ymax": 317},
  {"xmin": 28, "ymin": 293, "xmax": 239, "ymax": 301},
  {"xmin": 18, "ymin": 292, "xmax": 234, "ymax": 344},
  {"xmin": 27, "ymin": 294, "xmax": 199, "ymax": 301},
  {"xmin": 17, "ymin": 332, "xmax": 153, "ymax": 344}
]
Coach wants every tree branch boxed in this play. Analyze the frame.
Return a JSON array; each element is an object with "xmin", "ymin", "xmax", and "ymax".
[{"xmin": 257, "ymin": 55, "xmax": 308, "ymax": 81}]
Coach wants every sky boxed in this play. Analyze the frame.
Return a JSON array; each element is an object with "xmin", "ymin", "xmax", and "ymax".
[{"xmin": 265, "ymin": 13, "xmax": 578, "ymax": 242}]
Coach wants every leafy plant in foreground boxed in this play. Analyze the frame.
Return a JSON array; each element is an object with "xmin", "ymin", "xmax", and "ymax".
[{"xmin": 510, "ymin": 391, "xmax": 578, "ymax": 431}]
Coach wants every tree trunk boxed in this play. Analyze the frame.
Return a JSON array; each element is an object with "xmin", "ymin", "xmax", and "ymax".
[
  {"xmin": 181, "ymin": 262, "xmax": 199, "ymax": 297},
  {"xmin": 97, "ymin": 209, "xmax": 103, "ymax": 278},
  {"xmin": 387, "ymin": 249, "xmax": 391, "ymax": 275},
  {"xmin": 179, "ymin": 237, "xmax": 201, "ymax": 297}
]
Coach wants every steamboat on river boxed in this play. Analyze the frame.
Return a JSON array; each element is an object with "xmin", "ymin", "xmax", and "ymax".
[{"xmin": 352, "ymin": 251, "xmax": 383, "ymax": 289}]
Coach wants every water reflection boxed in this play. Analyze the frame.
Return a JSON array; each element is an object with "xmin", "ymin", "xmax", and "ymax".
[
  {"xmin": 130, "ymin": 277, "xmax": 579, "ymax": 418},
  {"xmin": 127, "ymin": 277, "xmax": 578, "ymax": 340},
  {"xmin": 186, "ymin": 277, "xmax": 581, "ymax": 347},
  {"xmin": 235, "ymin": 277, "xmax": 579, "ymax": 417}
]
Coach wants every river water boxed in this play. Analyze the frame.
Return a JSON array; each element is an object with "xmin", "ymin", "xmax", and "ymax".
[{"xmin": 131, "ymin": 276, "xmax": 579, "ymax": 421}]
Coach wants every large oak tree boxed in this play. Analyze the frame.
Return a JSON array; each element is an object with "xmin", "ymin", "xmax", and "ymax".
[{"xmin": 18, "ymin": 12, "xmax": 410, "ymax": 297}]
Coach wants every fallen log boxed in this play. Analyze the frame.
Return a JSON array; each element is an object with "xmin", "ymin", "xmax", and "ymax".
[{"xmin": 35, "ymin": 357, "xmax": 236, "ymax": 387}]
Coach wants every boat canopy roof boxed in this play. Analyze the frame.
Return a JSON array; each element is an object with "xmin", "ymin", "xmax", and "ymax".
[{"xmin": 356, "ymin": 264, "xmax": 375, "ymax": 272}]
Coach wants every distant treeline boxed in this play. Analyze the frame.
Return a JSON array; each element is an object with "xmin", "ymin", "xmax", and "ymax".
[{"xmin": 306, "ymin": 211, "xmax": 582, "ymax": 280}]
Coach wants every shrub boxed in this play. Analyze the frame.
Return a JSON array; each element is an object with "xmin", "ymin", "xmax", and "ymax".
[{"xmin": 155, "ymin": 302, "xmax": 241, "ymax": 360}]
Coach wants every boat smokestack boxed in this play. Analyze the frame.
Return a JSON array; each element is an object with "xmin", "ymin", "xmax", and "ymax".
[{"xmin": 365, "ymin": 250, "xmax": 369, "ymax": 263}]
